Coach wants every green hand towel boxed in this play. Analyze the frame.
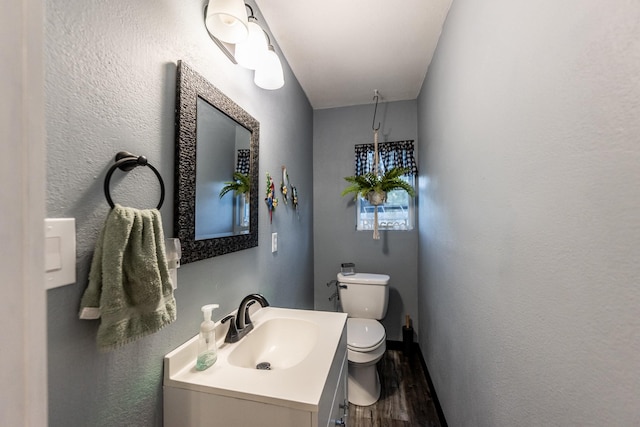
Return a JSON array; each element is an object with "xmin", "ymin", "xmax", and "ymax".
[{"xmin": 79, "ymin": 204, "xmax": 176, "ymax": 351}]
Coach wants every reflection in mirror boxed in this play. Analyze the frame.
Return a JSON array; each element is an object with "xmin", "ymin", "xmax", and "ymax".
[
  {"xmin": 195, "ymin": 97, "xmax": 251, "ymax": 239},
  {"xmin": 175, "ymin": 61, "xmax": 259, "ymax": 263}
]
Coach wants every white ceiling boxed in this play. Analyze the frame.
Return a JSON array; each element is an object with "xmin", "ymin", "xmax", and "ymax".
[{"xmin": 254, "ymin": 0, "xmax": 453, "ymax": 110}]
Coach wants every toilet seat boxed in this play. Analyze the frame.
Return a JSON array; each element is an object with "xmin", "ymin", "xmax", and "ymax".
[{"xmin": 347, "ymin": 318, "xmax": 386, "ymax": 353}]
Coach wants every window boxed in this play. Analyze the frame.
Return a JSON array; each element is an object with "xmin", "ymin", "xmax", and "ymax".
[
  {"xmin": 357, "ymin": 174, "xmax": 415, "ymax": 231},
  {"xmin": 352, "ymin": 140, "xmax": 417, "ymax": 231}
]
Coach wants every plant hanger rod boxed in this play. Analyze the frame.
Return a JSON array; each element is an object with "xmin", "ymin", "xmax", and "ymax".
[{"xmin": 372, "ymin": 89, "xmax": 380, "ymax": 131}]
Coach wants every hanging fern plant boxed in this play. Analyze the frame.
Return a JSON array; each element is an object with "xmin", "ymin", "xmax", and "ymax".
[{"xmin": 341, "ymin": 166, "xmax": 415, "ymax": 206}]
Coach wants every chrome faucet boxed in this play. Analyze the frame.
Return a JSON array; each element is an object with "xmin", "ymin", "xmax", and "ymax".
[{"xmin": 222, "ymin": 294, "xmax": 270, "ymax": 343}]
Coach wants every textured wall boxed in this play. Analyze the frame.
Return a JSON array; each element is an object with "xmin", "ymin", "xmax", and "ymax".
[
  {"xmin": 417, "ymin": 0, "xmax": 640, "ymax": 425},
  {"xmin": 313, "ymin": 101, "xmax": 419, "ymax": 341},
  {"xmin": 45, "ymin": 0, "xmax": 313, "ymax": 425}
]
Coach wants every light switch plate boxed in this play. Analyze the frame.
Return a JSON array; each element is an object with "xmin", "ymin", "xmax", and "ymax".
[
  {"xmin": 45, "ymin": 218, "xmax": 76, "ymax": 289},
  {"xmin": 271, "ymin": 232, "xmax": 278, "ymax": 253}
]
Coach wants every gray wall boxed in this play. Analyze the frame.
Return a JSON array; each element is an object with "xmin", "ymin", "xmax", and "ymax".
[
  {"xmin": 45, "ymin": 0, "xmax": 313, "ymax": 426},
  {"xmin": 313, "ymin": 101, "xmax": 418, "ymax": 341},
  {"xmin": 417, "ymin": 0, "xmax": 640, "ymax": 425}
]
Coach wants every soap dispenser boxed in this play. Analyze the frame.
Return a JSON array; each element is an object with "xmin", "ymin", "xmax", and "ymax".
[{"xmin": 196, "ymin": 304, "xmax": 219, "ymax": 371}]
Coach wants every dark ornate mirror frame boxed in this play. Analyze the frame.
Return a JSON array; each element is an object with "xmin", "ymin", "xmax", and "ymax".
[{"xmin": 175, "ymin": 60, "xmax": 259, "ymax": 264}]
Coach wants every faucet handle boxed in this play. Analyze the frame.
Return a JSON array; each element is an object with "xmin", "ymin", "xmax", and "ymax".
[{"xmin": 222, "ymin": 315, "xmax": 239, "ymax": 343}]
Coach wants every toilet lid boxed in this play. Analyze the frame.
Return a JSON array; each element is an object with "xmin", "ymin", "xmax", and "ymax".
[{"xmin": 347, "ymin": 318, "xmax": 385, "ymax": 352}]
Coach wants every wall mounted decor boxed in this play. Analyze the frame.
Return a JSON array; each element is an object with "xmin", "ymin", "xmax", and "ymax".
[{"xmin": 265, "ymin": 172, "xmax": 277, "ymax": 223}]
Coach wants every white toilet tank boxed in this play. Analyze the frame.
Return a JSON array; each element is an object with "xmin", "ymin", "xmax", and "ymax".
[{"xmin": 337, "ymin": 273, "xmax": 390, "ymax": 319}]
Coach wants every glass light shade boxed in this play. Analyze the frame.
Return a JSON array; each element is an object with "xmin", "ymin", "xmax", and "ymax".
[
  {"xmin": 205, "ymin": 0, "xmax": 249, "ymax": 44},
  {"xmin": 254, "ymin": 46, "xmax": 284, "ymax": 90},
  {"xmin": 235, "ymin": 20, "xmax": 268, "ymax": 70}
]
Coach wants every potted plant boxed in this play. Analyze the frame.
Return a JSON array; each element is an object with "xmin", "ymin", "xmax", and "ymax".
[
  {"xmin": 219, "ymin": 172, "xmax": 250, "ymax": 202},
  {"xmin": 340, "ymin": 166, "xmax": 415, "ymax": 206}
]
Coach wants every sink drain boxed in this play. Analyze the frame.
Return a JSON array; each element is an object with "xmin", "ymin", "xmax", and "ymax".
[{"xmin": 256, "ymin": 362, "xmax": 271, "ymax": 370}]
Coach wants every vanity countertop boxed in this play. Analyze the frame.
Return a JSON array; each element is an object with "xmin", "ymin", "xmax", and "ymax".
[{"xmin": 163, "ymin": 307, "xmax": 347, "ymax": 412}]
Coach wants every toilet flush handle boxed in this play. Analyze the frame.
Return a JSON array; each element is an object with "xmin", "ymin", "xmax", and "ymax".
[
  {"xmin": 327, "ymin": 280, "xmax": 347, "ymax": 302},
  {"xmin": 326, "ymin": 280, "xmax": 347, "ymax": 289}
]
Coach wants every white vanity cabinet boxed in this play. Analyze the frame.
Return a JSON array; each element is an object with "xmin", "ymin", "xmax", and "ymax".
[
  {"xmin": 163, "ymin": 308, "xmax": 348, "ymax": 427},
  {"xmin": 316, "ymin": 331, "xmax": 348, "ymax": 427}
]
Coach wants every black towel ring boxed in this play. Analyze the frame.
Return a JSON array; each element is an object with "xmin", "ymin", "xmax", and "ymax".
[{"xmin": 103, "ymin": 151, "xmax": 165, "ymax": 209}]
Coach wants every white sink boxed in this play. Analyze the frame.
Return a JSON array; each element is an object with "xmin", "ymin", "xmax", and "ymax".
[
  {"xmin": 227, "ymin": 317, "xmax": 318, "ymax": 370},
  {"xmin": 163, "ymin": 307, "xmax": 347, "ymax": 411}
]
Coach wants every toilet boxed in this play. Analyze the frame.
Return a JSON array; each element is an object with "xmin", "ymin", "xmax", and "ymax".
[{"xmin": 337, "ymin": 272, "xmax": 390, "ymax": 406}]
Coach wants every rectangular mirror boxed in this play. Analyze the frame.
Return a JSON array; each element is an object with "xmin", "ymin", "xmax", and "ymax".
[{"xmin": 175, "ymin": 61, "xmax": 259, "ymax": 263}]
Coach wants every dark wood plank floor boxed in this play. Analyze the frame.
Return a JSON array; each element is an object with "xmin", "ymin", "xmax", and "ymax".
[{"xmin": 348, "ymin": 348, "xmax": 442, "ymax": 427}]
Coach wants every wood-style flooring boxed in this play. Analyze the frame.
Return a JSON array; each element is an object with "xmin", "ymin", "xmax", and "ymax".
[{"xmin": 348, "ymin": 347, "xmax": 443, "ymax": 427}]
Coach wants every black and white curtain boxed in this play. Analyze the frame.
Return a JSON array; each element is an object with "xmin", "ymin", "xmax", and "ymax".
[
  {"xmin": 235, "ymin": 149, "xmax": 250, "ymax": 175},
  {"xmin": 353, "ymin": 140, "xmax": 417, "ymax": 176}
]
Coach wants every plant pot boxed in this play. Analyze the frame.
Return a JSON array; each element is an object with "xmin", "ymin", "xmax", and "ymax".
[{"xmin": 367, "ymin": 190, "xmax": 386, "ymax": 206}]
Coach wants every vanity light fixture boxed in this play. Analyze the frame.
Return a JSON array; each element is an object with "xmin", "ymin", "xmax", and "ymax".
[
  {"xmin": 205, "ymin": 0, "xmax": 249, "ymax": 44},
  {"xmin": 204, "ymin": 2, "xmax": 284, "ymax": 90}
]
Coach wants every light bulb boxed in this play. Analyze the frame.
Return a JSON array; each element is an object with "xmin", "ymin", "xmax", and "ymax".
[{"xmin": 219, "ymin": 13, "xmax": 237, "ymax": 26}]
